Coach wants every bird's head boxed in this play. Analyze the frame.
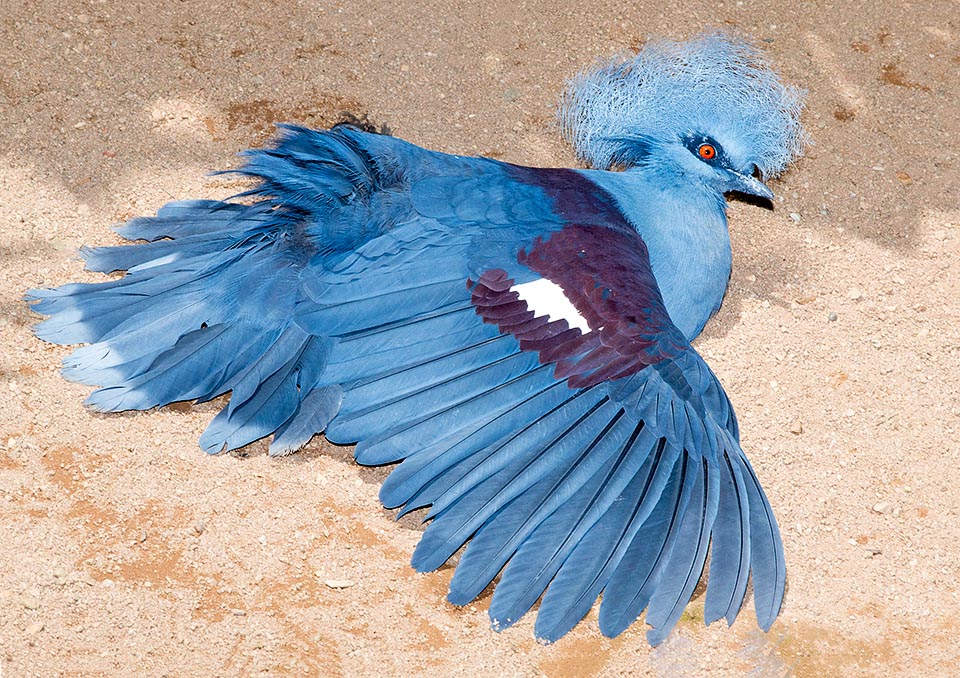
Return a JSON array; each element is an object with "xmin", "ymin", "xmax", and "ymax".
[{"xmin": 558, "ymin": 33, "xmax": 807, "ymax": 202}]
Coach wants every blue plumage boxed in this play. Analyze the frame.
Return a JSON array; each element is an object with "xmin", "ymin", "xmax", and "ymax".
[
  {"xmin": 559, "ymin": 32, "xmax": 806, "ymax": 178},
  {"xmin": 27, "ymin": 33, "xmax": 805, "ymax": 645}
]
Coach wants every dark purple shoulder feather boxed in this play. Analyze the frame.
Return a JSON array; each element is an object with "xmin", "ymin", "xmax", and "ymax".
[{"xmin": 472, "ymin": 222, "xmax": 687, "ymax": 389}]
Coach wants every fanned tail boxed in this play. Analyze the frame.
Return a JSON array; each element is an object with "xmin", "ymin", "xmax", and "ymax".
[{"xmin": 26, "ymin": 125, "xmax": 401, "ymax": 455}]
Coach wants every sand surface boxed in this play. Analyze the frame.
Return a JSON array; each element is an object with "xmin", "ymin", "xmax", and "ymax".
[{"xmin": 1, "ymin": 1, "xmax": 959, "ymax": 676}]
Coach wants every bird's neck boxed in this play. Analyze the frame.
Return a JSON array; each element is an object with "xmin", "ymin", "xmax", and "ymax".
[{"xmin": 585, "ymin": 169, "xmax": 732, "ymax": 341}]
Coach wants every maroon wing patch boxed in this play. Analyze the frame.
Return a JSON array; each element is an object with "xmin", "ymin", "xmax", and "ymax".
[{"xmin": 470, "ymin": 224, "xmax": 687, "ymax": 389}]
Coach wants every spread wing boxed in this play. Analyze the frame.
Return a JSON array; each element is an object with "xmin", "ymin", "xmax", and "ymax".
[
  {"xmin": 28, "ymin": 127, "xmax": 783, "ymax": 644},
  {"xmin": 295, "ymin": 163, "xmax": 785, "ymax": 645}
]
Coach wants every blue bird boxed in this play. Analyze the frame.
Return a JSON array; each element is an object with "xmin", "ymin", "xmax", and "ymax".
[{"xmin": 28, "ymin": 33, "xmax": 806, "ymax": 645}]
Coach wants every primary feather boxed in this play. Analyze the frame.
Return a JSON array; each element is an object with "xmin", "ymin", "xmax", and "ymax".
[{"xmin": 27, "ymin": 32, "xmax": 805, "ymax": 646}]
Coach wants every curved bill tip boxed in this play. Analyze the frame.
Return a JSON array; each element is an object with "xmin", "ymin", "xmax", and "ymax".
[{"xmin": 728, "ymin": 171, "xmax": 775, "ymax": 201}]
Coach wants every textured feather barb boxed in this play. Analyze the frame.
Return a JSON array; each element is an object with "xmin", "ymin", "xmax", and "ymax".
[{"xmin": 558, "ymin": 32, "xmax": 807, "ymax": 177}]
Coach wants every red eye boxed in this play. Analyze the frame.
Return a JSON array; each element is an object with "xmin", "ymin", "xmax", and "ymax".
[{"xmin": 698, "ymin": 144, "xmax": 716, "ymax": 160}]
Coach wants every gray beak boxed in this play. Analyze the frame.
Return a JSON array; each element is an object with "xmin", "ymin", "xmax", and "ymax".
[{"xmin": 727, "ymin": 170, "xmax": 774, "ymax": 201}]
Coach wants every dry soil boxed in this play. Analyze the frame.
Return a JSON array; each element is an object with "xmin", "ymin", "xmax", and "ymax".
[{"xmin": 1, "ymin": 1, "xmax": 958, "ymax": 676}]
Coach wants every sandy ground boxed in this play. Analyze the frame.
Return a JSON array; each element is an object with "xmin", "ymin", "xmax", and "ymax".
[{"xmin": 1, "ymin": 1, "xmax": 958, "ymax": 676}]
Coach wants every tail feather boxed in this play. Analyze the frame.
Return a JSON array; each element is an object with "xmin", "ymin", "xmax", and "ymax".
[
  {"xmin": 28, "ymin": 126, "xmax": 433, "ymax": 457},
  {"xmin": 198, "ymin": 329, "xmax": 330, "ymax": 454},
  {"xmin": 58, "ymin": 284, "xmax": 265, "ymax": 388},
  {"xmin": 80, "ymin": 234, "xmax": 233, "ymax": 274},
  {"xmin": 116, "ymin": 200, "xmax": 264, "ymax": 241},
  {"xmin": 29, "ymin": 192, "xmax": 336, "ymax": 454},
  {"xmin": 30, "ymin": 261, "xmax": 222, "ymax": 345},
  {"xmin": 84, "ymin": 323, "xmax": 259, "ymax": 411},
  {"xmin": 235, "ymin": 124, "xmax": 380, "ymax": 207},
  {"xmin": 271, "ymin": 385, "xmax": 343, "ymax": 455}
]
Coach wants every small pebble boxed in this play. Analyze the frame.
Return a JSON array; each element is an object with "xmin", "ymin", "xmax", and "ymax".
[
  {"xmin": 194, "ymin": 520, "xmax": 206, "ymax": 535},
  {"xmin": 828, "ymin": 312, "xmax": 838, "ymax": 322},
  {"xmin": 848, "ymin": 288, "xmax": 862, "ymax": 300},
  {"xmin": 789, "ymin": 419, "xmax": 803, "ymax": 435},
  {"xmin": 23, "ymin": 596, "xmax": 40, "ymax": 610},
  {"xmin": 25, "ymin": 621, "xmax": 44, "ymax": 635},
  {"xmin": 324, "ymin": 579, "xmax": 356, "ymax": 589},
  {"xmin": 872, "ymin": 502, "xmax": 890, "ymax": 514},
  {"xmin": 789, "ymin": 212, "xmax": 801, "ymax": 222}
]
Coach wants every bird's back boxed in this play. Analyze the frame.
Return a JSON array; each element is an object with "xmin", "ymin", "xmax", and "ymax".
[{"xmin": 236, "ymin": 124, "xmax": 733, "ymax": 340}]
